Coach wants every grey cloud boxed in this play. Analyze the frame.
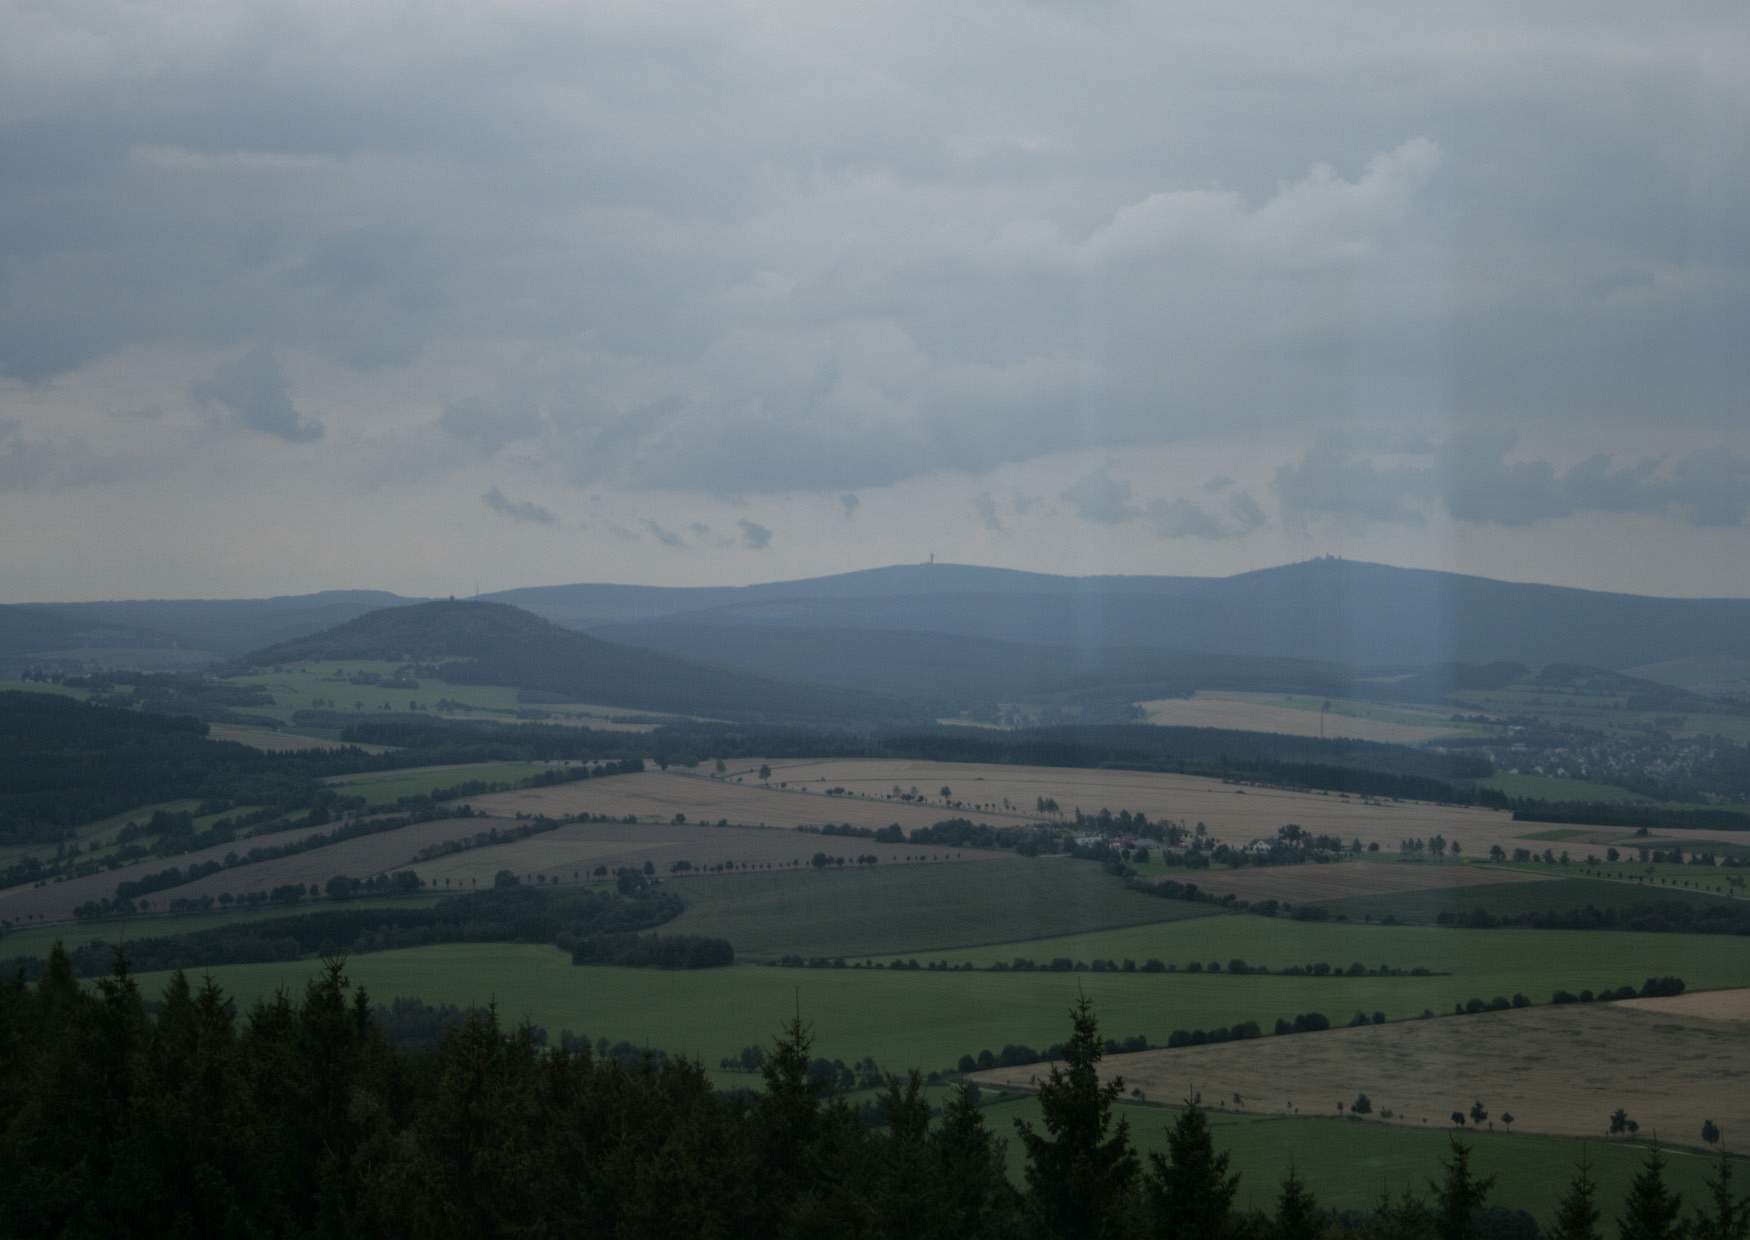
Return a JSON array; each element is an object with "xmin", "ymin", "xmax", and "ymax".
[
  {"xmin": 838, "ymin": 493, "xmax": 860, "ymax": 519},
  {"xmin": 641, "ymin": 519, "xmax": 686, "ymax": 549},
  {"xmin": 2, "ymin": 5, "xmax": 1747, "ymax": 504},
  {"xmin": 191, "ymin": 347, "xmax": 323, "ymax": 442},
  {"xmin": 480, "ymin": 486, "xmax": 556, "ymax": 526},
  {"xmin": 440, "ymin": 399, "xmax": 545, "ymax": 455},
  {"xmin": 0, "ymin": 418, "xmax": 131, "ymax": 491},
  {"xmin": 737, "ymin": 518, "xmax": 773, "ymax": 550},
  {"xmin": 974, "ymin": 492, "xmax": 1004, "ymax": 532},
  {"xmin": 1063, "ymin": 463, "xmax": 1266, "ymax": 539},
  {"xmin": 1060, "ymin": 464, "xmax": 1140, "ymax": 525},
  {"xmin": 1277, "ymin": 433, "xmax": 1750, "ymax": 529},
  {"xmin": 1147, "ymin": 490, "xmax": 1268, "ymax": 541}
]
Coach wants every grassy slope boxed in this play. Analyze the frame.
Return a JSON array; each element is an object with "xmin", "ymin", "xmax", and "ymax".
[
  {"xmin": 984, "ymin": 1097, "xmax": 1731, "ymax": 1221},
  {"xmin": 665, "ymin": 860, "xmax": 1220, "ymax": 960}
]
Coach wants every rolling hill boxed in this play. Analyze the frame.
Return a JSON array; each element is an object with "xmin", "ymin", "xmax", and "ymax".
[{"xmin": 236, "ymin": 600, "xmax": 911, "ymax": 724}]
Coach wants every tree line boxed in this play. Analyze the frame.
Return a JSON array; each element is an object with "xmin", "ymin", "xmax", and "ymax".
[{"xmin": 5, "ymin": 962, "xmax": 1742, "ymax": 1239}]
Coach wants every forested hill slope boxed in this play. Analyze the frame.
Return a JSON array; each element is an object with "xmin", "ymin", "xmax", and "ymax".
[{"xmin": 238, "ymin": 600, "xmax": 910, "ymax": 724}]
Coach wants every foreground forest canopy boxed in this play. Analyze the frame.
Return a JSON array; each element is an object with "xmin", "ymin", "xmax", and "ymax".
[{"xmin": 5, "ymin": 957, "xmax": 1740, "ymax": 1240}]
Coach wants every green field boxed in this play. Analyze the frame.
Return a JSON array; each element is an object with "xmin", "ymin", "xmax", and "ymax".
[
  {"xmin": 1479, "ymin": 772, "xmax": 1652, "ymax": 803},
  {"xmin": 1490, "ymin": 862, "xmax": 1748, "ymax": 901},
  {"xmin": 665, "ymin": 860, "xmax": 1220, "ymax": 960},
  {"xmin": 877, "ymin": 913, "xmax": 1750, "ymax": 998},
  {"xmin": 324, "ymin": 760, "xmax": 561, "ymax": 805},
  {"xmin": 982, "ymin": 1096, "xmax": 1733, "ymax": 1220},
  {"xmin": 229, "ymin": 660, "xmax": 664, "ymax": 729},
  {"xmin": 1321, "ymin": 875, "xmax": 1745, "ymax": 925},
  {"xmin": 1, "ymin": 894, "xmax": 442, "ymax": 961},
  {"xmin": 122, "ymin": 909, "xmax": 1750, "ymax": 1072}
]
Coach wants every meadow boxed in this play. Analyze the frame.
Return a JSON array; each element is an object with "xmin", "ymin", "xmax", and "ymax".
[{"xmin": 1132, "ymin": 693, "xmax": 1472, "ymax": 744}]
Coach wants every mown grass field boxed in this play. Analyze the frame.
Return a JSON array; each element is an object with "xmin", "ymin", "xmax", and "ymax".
[
  {"xmin": 324, "ymin": 761, "xmax": 562, "ymax": 805},
  {"xmin": 980, "ymin": 1097, "xmax": 1733, "ymax": 1221},
  {"xmin": 880, "ymin": 913, "xmax": 1750, "ymax": 1000},
  {"xmin": 1320, "ymin": 875, "xmax": 1745, "ymax": 925},
  {"xmin": 664, "ymin": 860, "xmax": 1220, "ymax": 959},
  {"xmin": 1478, "ymin": 772, "xmax": 1652, "ymax": 802}
]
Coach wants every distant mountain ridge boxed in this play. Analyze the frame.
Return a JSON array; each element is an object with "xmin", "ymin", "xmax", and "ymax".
[{"xmin": 8, "ymin": 559, "xmax": 1750, "ymax": 676}]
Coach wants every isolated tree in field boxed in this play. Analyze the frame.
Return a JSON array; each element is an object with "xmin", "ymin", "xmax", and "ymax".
[
  {"xmin": 1501, "ymin": 1111, "xmax": 1514, "ymax": 1132},
  {"xmin": 1015, "ymin": 994, "xmax": 1140, "ymax": 1239},
  {"xmin": 1549, "ymin": 1153, "xmax": 1601, "ymax": 1240},
  {"xmin": 1611, "ymin": 1109, "xmax": 1633, "ymax": 1136},
  {"xmin": 1702, "ymin": 1119, "xmax": 1721, "ymax": 1147},
  {"xmin": 1431, "ymin": 1139, "xmax": 1495, "ymax": 1240},
  {"xmin": 1688, "ymin": 1153, "xmax": 1749, "ymax": 1240},
  {"xmin": 1352, "ymin": 1093, "xmax": 1373, "ymax": 1115},
  {"xmin": 758, "ymin": 763, "xmax": 771, "ymax": 781},
  {"xmin": 1274, "ymin": 1163, "xmax": 1321, "ymax": 1240},
  {"xmin": 1618, "ymin": 1145, "xmax": 1684, "ymax": 1240},
  {"xmin": 1452, "ymin": 1111, "xmax": 1466, "ymax": 1128},
  {"xmin": 1146, "ymin": 1097, "xmax": 1239, "ymax": 1237},
  {"xmin": 1470, "ymin": 1100, "xmax": 1489, "ymax": 1127}
]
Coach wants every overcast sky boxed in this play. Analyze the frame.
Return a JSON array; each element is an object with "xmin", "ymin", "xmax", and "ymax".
[{"xmin": 3, "ymin": 2, "xmax": 1748, "ymax": 601}]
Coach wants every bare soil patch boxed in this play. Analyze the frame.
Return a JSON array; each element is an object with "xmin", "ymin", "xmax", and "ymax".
[
  {"xmin": 1136, "ymin": 695, "xmax": 1464, "ymax": 744},
  {"xmin": 1191, "ymin": 862, "xmax": 1554, "ymax": 904},
  {"xmin": 978, "ymin": 1002, "xmax": 1750, "ymax": 1153}
]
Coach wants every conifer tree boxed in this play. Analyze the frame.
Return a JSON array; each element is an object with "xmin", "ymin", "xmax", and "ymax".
[
  {"xmin": 1431, "ymin": 1139, "xmax": 1495, "ymax": 1240},
  {"xmin": 1548, "ymin": 1153, "xmax": 1600, "ymax": 1240},
  {"xmin": 1274, "ymin": 1162, "xmax": 1322, "ymax": 1240},
  {"xmin": 1689, "ymin": 1153, "xmax": 1749, "ymax": 1240},
  {"xmin": 1147, "ymin": 1097, "xmax": 1239, "ymax": 1237},
  {"xmin": 1618, "ymin": 1145, "xmax": 1684, "ymax": 1240},
  {"xmin": 1016, "ymin": 993, "xmax": 1141, "ymax": 1239}
]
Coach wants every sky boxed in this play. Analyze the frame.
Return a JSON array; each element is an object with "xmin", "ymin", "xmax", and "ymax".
[{"xmin": 3, "ymin": 2, "xmax": 1748, "ymax": 601}]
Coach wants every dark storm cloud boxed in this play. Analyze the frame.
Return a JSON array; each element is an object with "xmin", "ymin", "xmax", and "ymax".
[
  {"xmin": 1276, "ymin": 433, "xmax": 1750, "ymax": 529},
  {"xmin": 191, "ymin": 346, "xmax": 323, "ymax": 443},
  {"xmin": 737, "ymin": 519, "xmax": 773, "ymax": 550},
  {"xmin": 480, "ymin": 486, "xmax": 557, "ymax": 526}
]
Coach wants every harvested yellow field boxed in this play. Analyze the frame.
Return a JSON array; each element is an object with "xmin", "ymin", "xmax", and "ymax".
[
  {"xmin": 978, "ymin": 1002, "xmax": 1750, "ymax": 1153},
  {"xmin": 1136, "ymin": 694, "xmax": 1465, "ymax": 744},
  {"xmin": 465, "ymin": 770, "xmax": 1027, "ymax": 832},
  {"xmin": 1620, "ymin": 987, "xmax": 1750, "ymax": 1023},
  {"xmin": 411, "ymin": 821, "xmax": 999, "ymax": 887},
  {"xmin": 1191, "ymin": 861, "xmax": 1553, "ymax": 904},
  {"xmin": 745, "ymin": 758, "xmax": 1541, "ymax": 853}
]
